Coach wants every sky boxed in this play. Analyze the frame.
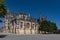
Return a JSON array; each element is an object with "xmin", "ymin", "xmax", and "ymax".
[{"xmin": 0, "ymin": 0, "xmax": 60, "ymax": 29}]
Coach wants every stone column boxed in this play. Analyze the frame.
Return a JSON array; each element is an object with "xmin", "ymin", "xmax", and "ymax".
[
  {"xmin": 35, "ymin": 22, "xmax": 36, "ymax": 34},
  {"xmin": 13, "ymin": 22, "xmax": 16, "ymax": 34},
  {"xmin": 24, "ymin": 21, "xmax": 26, "ymax": 34},
  {"xmin": 30, "ymin": 21, "xmax": 32, "ymax": 34},
  {"xmin": 36, "ymin": 23, "xmax": 39, "ymax": 34},
  {"xmin": 22, "ymin": 21, "xmax": 24, "ymax": 34},
  {"xmin": 18, "ymin": 22, "xmax": 20, "ymax": 34},
  {"xmin": 29, "ymin": 22, "xmax": 31, "ymax": 34},
  {"xmin": 4, "ymin": 19, "xmax": 9, "ymax": 33}
]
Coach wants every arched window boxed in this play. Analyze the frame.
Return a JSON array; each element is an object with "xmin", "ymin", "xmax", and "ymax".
[
  {"xmin": 20, "ymin": 22, "xmax": 23, "ymax": 29},
  {"xmin": 32, "ymin": 24, "xmax": 35, "ymax": 29},
  {"xmin": 26, "ymin": 23, "xmax": 30, "ymax": 29}
]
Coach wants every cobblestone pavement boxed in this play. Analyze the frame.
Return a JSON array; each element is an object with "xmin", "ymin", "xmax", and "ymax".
[{"xmin": 0, "ymin": 33, "xmax": 60, "ymax": 40}]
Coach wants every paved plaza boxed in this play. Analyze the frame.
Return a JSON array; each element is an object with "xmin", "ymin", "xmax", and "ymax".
[{"xmin": 0, "ymin": 33, "xmax": 60, "ymax": 40}]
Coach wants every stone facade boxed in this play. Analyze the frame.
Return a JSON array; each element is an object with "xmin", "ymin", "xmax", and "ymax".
[{"xmin": 4, "ymin": 12, "xmax": 39, "ymax": 34}]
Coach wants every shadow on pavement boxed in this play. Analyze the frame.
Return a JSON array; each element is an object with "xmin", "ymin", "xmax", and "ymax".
[{"xmin": 0, "ymin": 35, "xmax": 7, "ymax": 38}]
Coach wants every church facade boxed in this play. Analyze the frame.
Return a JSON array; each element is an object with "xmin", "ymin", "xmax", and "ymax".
[{"xmin": 4, "ymin": 12, "xmax": 39, "ymax": 34}]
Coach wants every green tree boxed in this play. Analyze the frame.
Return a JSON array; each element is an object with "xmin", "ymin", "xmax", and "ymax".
[
  {"xmin": 48, "ymin": 22, "xmax": 57, "ymax": 33},
  {"xmin": 0, "ymin": 0, "xmax": 6, "ymax": 17},
  {"xmin": 40, "ymin": 20, "xmax": 49, "ymax": 33},
  {"xmin": 0, "ymin": 0, "xmax": 6, "ymax": 32},
  {"xmin": 38, "ymin": 20, "xmax": 57, "ymax": 34}
]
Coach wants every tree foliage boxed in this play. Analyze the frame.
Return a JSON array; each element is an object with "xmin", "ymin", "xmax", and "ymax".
[
  {"xmin": 38, "ymin": 20, "xmax": 57, "ymax": 33},
  {"xmin": 0, "ymin": 0, "xmax": 6, "ymax": 17}
]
